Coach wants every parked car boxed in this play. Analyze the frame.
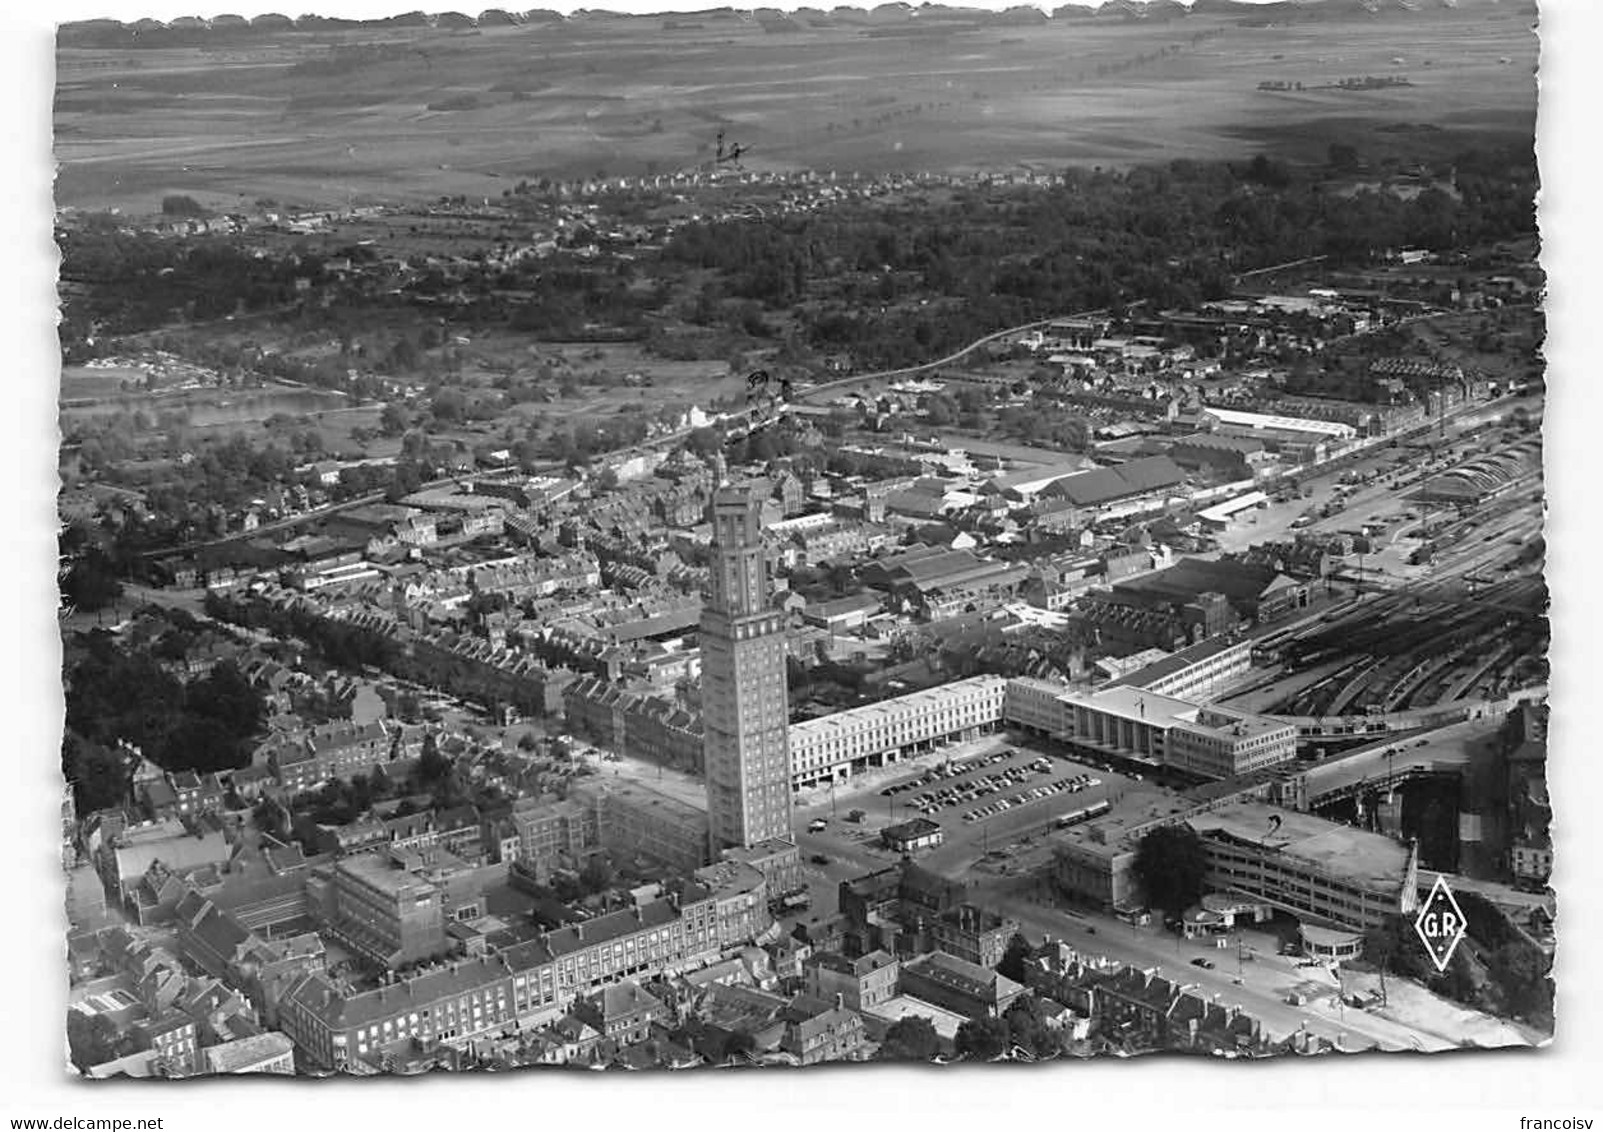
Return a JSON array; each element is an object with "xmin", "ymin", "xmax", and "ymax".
[
  {"xmin": 1191, "ymin": 958, "xmax": 1215, "ymax": 970},
  {"xmin": 809, "ymin": 854, "xmax": 831, "ymax": 866}
]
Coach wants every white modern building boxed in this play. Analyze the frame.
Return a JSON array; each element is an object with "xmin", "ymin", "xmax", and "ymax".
[{"xmin": 788, "ymin": 676, "xmax": 1007, "ymax": 788}]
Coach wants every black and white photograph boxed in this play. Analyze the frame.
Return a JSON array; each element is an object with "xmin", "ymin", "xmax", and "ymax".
[{"xmin": 9, "ymin": 0, "xmax": 1603, "ymax": 1122}]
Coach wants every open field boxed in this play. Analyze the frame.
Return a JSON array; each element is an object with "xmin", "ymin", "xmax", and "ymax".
[
  {"xmin": 56, "ymin": 4, "xmax": 1537, "ymax": 214},
  {"xmin": 58, "ymin": 382, "xmax": 349, "ymax": 425},
  {"xmin": 461, "ymin": 337, "xmax": 745, "ymax": 413},
  {"xmin": 58, "ymin": 365, "xmax": 145, "ymax": 400}
]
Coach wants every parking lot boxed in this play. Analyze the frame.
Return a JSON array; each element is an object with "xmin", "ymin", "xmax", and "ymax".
[
  {"xmin": 791, "ymin": 733, "xmax": 1142, "ymax": 878},
  {"xmin": 877, "ymin": 747, "xmax": 1107, "ymax": 832}
]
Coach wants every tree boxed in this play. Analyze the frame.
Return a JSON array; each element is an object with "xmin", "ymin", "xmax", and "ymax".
[
  {"xmin": 160, "ymin": 194, "xmax": 207, "ymax": 217},
  {"xmin": 162, "ymin": 715, "xmax": 247, "ymax": 775},
  {"xmin": 1133, "ymin": 824, "xmax": 1208, "ymax": 915},
  {"xmin": 368, "ymin": 763, "xmax": 395, "ymax": 801},
  {"xmin": 417, "ymin": 733, "xmax": 450, "ymax": 785},
  {"xmin": 1487, "ymin": 941, "xmax": 1553, "ymax": 1021},
  {"xmin": 579, "ymin": 854, "xmax": 615, "ymax": 894},
  {"xmin": 252, "ymin": 797, "xmax": 286, "ymax": 840},
  {"xmin": 61, "ymin": 732, "xmax": 130, "ymax": 815},
  {"xmin": 878, "ymin": 1015, "xmax": 941, "ymax": 1061},
  {"xmin": 1328, "ymin": 143, "xmax": 1361, "ymax": 173},
  {"xmin": 379, "ymin": 402, "xmax": 410, "ymax": 436},
  {"xmin": 709, "ymin": 1028, "xmax": 756, "ymax": 1064},
  {"xmin": 397, "ymin": 691, "xmax": 422, "ymax": 723},
  {"xmin": 1363, "ymin": 913, "xmax": 1431, "ymax": 988},
  {"xmin": 922, "ymin": 393, "xmax": 957, "ymax": 426},
  {"xmin": 432, "ymin": 388, "xmax": 467, "ymax": 423},
  {"xmin": 996, "ymin": 931, "xmax": 1032, "ymax": 984},
  {"xmin": 683, "ymin": 426, "xmax": 723, "ymax": 459},
  {"xmin": 187, "ymin": 660, "xmax": 265, "ymax": 742},
  {"xmin": 67, "ymin": 1010, "xmax": 130, "ymax": 1072},
  {"xmin": 954, "ymin": 1015, "xmax": 1011, "ymax": 1061},
  {"xmin": 1002, "ymin": 996, "xmax": 1062, "ymax": 1059},
  {"xmin": 62, "ymin": 550, "xmax": 123, "ymax": 615}
]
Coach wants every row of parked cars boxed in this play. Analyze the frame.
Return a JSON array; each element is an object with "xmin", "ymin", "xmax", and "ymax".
[
  {"xmin": 961, "ymin": 773, "xmax": 1103, "ymax": 824},
  {"xmin": 896, "ymin": 753, "xmax": 1065, "ymax": 818},
  {"xmin": 879, "ymin": 747, "xmax": 1033, "ymax": 806}
]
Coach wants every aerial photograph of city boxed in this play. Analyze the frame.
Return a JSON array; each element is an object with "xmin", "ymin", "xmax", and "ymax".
[{"xmin": 52, "ymin": 0, "xmax": 1554, "ymax": 1080}]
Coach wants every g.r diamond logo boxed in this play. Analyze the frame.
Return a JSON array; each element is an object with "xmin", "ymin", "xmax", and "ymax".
[{"xmin": 1414, "ymin": 875, "xmax": 1469, "ymax": 973}]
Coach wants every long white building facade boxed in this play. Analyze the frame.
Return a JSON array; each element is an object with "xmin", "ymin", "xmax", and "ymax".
[{"xmin": 788, "ymin": 676, "xmax": 1008, "ymax": 788}]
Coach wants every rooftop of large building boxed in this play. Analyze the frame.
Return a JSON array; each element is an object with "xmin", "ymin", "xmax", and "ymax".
[
  {"xmin": 1082, "ymin": 682, "xmax": 1195, "ymax": 720},
  {"xmin": 1050, "ymin": 788, "xmax": 1202, "ymax": 860},
  {"xmin": 581, "ymin": 778, "xmax": 709, "ymax": 825},
  {"xmin": 331, "ymin": 852, "xmax": 439, "ymax": 898},
  {"xmin": 1039, "ymin": 455, "xmax": 1187, "ymax": 508},
  {"xmin": 1113, "ymin": 556, "xmax": 1297, "ymax": 609},
  {"xmin": 1186, "ymin": 800, "xmax": 1412, "ymax": 896},
  {"xmin": 788, "ymin": 675, "xmax": 1007, "ymax": 741},
  {"xmin": 986, "ymin": 461, "xmax": 1094, "ymax": 494},
  {"xmin": 1106, "ymin": 634, "xmax": 1252, "ymax": 691},
  {"xmin": 1197, "ymin": 407, "xmax": 1357, "ymax": 439},
  {"xmin": 690, "ymin": 859, "xmax": 767, "ymax": 899},
  {"xmin": 1182, "ymin": 705, "xmax": 1296, "ymax": 742}
]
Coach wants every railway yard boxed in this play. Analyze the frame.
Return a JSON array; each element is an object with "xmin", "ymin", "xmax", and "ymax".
[{"xmin": 1214, "ymin": 398, "xmax": 1546, "ymax": 724}]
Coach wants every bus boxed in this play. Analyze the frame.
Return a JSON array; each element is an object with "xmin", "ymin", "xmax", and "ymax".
[{"xmin": 1055, "ymin": 800, "xmax": 1112, "ymax": 830}]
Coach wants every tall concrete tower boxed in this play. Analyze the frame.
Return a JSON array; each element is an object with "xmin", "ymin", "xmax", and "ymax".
[{"xmin": 701, "ymin": 482, "xmax": 794, "ymax": 852}]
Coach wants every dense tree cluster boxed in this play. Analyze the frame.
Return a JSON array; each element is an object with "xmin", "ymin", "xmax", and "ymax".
[
  {"xmin": 951, "ymin": 996, "xmax": 1069, "ymax": 1062},
  {"xmin": 67, "ymin": 1010, "xmax": 134, "ymax": 1072},
  {"xmin": 62, "ymin": 639, "xmax": 266, "ymax": 810},
  {"xmin": 61, "ymin": 732, "xmax": 132, "ymax": 816},
  {"xmin": 953, "ymin": 1014, "xmax": 1011, "ymax": 1061},
  {"xmin": 58, "ymin": 229, "xmax": 315, "ymax": 339},
  {"xmin": 60, "ymin": 546, "xmax": 123, "ymax": 614},
  {"xmin": 876, "ymin": 1015, "xmax": 942, "ymax": 1061},
  {"xmin": 664, "ymin": 151, "xmax": 1535, "ymax": 370},
  {"xmin": 206, "ymin": 592, "xmax": 397, "ymax": 671}
]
